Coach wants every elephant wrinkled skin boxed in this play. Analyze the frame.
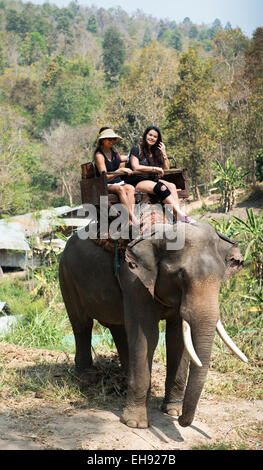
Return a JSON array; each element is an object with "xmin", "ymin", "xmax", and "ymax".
[{"xmin": 59, "ymin": 220, "xmax": 246, "ymax": 428}]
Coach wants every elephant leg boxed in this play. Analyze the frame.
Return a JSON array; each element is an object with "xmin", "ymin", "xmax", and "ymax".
[
  {"xmin": 162, "ymin": 317, "xmax": 189, "ymax": 417},
  {"xmin": 73, "ymin": 315, "xmax": 95, "ymax": 378},
  {"xmin": 60, "ymin": 273, "xmax": 96, "ymax": 382},
  {"xmin": 108, "ymin": 324, "xmax": 129, "ymax": 373},
  {"xmin": 120, "ymin": 292, "xmax": 159, "ymax": 429}
]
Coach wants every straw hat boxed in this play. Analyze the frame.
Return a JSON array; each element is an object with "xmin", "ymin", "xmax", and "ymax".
[{"xmin": 97, "ymin": 128, "xmax": 122, "ymax": 144}]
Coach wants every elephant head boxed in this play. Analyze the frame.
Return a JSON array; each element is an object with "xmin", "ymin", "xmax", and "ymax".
[{"xmin": 125, "ymin": 221, "xmax": 247, "ymax": 427}]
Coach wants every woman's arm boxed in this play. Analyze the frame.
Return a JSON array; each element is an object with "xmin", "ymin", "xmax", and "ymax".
[
  {"xmin": 130, "ymin": 155, "xmax": 164, "ymax": 175},
  {"xmin": 94, "ymin": 152, "xmax": 119, "ymax": 182},
  {"xmin": 119, "ymin": 154, "xmax": 128, "ymax": 168},
  {"xmin": 95, "ymin": 152, "xmax": 132, "ymax": 179},
  {"xmin": 158, "ymin": 142, "xmax": 169, "ymax": 170}
]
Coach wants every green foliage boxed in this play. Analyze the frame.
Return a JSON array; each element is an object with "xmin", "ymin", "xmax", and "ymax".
[
  {"xmin": 20, "ymin": 31, "xmax": 46, "ymax": 65},
  {"xmin": 141, "ymin": 27, "xmax": 152, "ymax": 47},
  {"xmin": 0, "ymin": 247, "xmax": 70, "ymax": 351},
  {"xmin": 256, "ymin": 149, "xmax": 263, "ymax": 181},
  {"xmin": 232, "ymin": 209, "xmax": 263, "ymax": 279},
  {"xmin": 0, "ymin": 43, "xmax": 4, "ymax": 74},
  {"xmin": 210, "ymin": 159, "xmax": 250, "ymax": 212},
  {"xmin": 2, "ymin": 299, "xmax": 70, "ymax": 351},
  {"xmin": 102, "ymin": 26, "xmax": 125, "ymax": 86},
  {"xmin": 0, "ymin": 1, "xmax": 261, "ymax": 208},
  {"xmin": 210, "ymin": 217, "xmax": 235, "ymax": 239},
  {"xmin": 87, "ymin": 14, "xmax": 98, "ymax": 34},
  {"xmin": 40, "ymin": 78, "xmax": 100, "ymax": 127},
  {"xmin": 166, "ymin": 47, "xmax": 216, "ymax": 198},
  {"xmin": 168, "ymin": 28, "xmax": 182, "ymax": 51}
]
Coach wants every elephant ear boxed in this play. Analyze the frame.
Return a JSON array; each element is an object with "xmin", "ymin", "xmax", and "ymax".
[
  {"xmin": 125, "ymin": 236, "xmax": 162, "ymax": 297},
  {"xmin": 224, "ymin": 243, "xmax": 244, "ymax": 280}
]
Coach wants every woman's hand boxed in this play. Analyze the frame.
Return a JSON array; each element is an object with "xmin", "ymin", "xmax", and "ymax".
[
  {"xmin": 152, "ymin": 167, "xmax": 164, "ymax": 176},
  {"xmin": 158, "ymin": 141, "xmax": 167, "ymax": 157},
  {"xmin": 116, "ymin": 167, "xmax": 133, "ymax": 175}
]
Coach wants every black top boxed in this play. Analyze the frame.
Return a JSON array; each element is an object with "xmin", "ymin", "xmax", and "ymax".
[
  {"xmin": 95, "ymin": 148, "xmax": 122, "ymax": 184},
  {"xmin": 129, "ymin": 144, "xmax": 164, "ymax": 167},
  {"xmin": 125, "ymin": 144, "xmax": 161, "ymax": 186}
]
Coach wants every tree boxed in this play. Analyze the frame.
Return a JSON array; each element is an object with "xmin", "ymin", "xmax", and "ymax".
[
  {"xmin": 210, "ymin": 158, "xmax": 249, "ymax": 212},
  {"xmin": 168, "ymin": 28, "xmax": 182, "ymax": 51},
  {"xmin": 245, "ymin": 27, "xmax": 263, "ymax": 87},
  {"xmin": 20, "ymin": 32, "xmax": 46, "ymax": 65},
  {"xmin": 6, "ymin": 9, "xmax": 32, "ymax": 37},
  {"xmin": 166, "ymin": 48, "xmax": 217, "ymax": 199},
  {"xmin": 0, "ymin": 43, "xmax": 4, "ymax": 74},
  {"xmin": 41, "ymin": 77, "xmax": 101, "ymax": 128},
  {"xmin": 103, "ymin": 42, "xmax": 179, "ymax": 149},
  {"xmin": 233, "ymin": 209, "xmax": 263, "ymax": 280},
  {"xmin": 255, "ymin": 149, "xmax": 263, "ymax": 181},
  {"xmin": 141, "ymin": 27, "xmax": 152, "ymax": 47},
  {"xmin": 213, "ymin": 19, "xmax": 222, "ymax": 29},
  {"xmin": 10, "ymin": 77, "xmax": 41, "ymax": 114},
  {"xmin": 224, "ymin": 22, "xmax": 232, "ymax": 31},
  {"xmin": 244, "ymin": 28, "xmax": 263, "ymax": 181},
  {"xmin": 41, "ymin": 123, "xmax": 97, "ymax": 206},
  {"xmin": 0, "ymin": 106, "xmax": 44, "ymax": 215},
  {"xmin": 212, "ymin": 29, "xmax": 250, "ymax": 177},
  {"xmin": 87, "ymin": 14, "xmax": 98, "ymax": 33},
  {"xmin": 188, "ymin": 25, "xmax": 198, "ymax": 39},
  {"xmin": 102, "ymin": 26, "xmax": 125, "ymax": 86}
]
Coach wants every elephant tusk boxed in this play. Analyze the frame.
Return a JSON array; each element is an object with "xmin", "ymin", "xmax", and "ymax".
[
  {"xmin": 216, "ymin": 320, "xmax": 248, "ymax": 363},
  {"xmin": 182, "ymin": 320, "xmax": 202, "ymax": 368}
]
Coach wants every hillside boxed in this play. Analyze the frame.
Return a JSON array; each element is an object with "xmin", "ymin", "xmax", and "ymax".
[{"xmin": 0, "ymin": 0, "xmax": 262, "ymax": 217}]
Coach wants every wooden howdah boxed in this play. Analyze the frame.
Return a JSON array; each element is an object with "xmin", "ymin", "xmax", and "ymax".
[{"xmin": 80, "ymin": 162, "xmax": 189, "ymax": 206}]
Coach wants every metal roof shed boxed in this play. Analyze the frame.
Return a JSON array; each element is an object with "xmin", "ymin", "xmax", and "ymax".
[{"xmin": 0, "ymin": 222, "xmax": 30, "ymax": 270}]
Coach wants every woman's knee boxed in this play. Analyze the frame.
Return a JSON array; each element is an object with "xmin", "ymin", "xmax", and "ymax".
[
  {"xmin": 135, "ymin": 181, "xmax": 155, "ymax": 193},
  {"xmin": 161, "ymin": 180, "xmax": 176, "ymax": 191},
  {"xmin": 153, "ymin": 181, "xmax": 171, "ymax": 201},
  {"xmin": 109, "ymin": 185, "xmax": 124, "ymax": 197},
  {"xmin": 125, "ymin": 184, "xmax": 135, "ymax": 194}
]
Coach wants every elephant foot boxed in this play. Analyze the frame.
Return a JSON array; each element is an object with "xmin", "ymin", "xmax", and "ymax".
[
  {"xmin": 120, "ymin": 406, "xmax": 149, "ymax": 429},
  {"xmin": 161, "ymin": 399, "xmax": 183, "ymax": 417},
  {"xmin": 75, "ymin": 366, "xmax": 101, "ymax": 385}
]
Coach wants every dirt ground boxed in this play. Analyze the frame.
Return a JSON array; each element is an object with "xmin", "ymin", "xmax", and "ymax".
[
  {"xmin": 185, "ymin": 184, "xmax": 263, "ymax": 221},
  {"xmin": 0, "ymin": 341, "xmax": 262, "ymax": 451}
]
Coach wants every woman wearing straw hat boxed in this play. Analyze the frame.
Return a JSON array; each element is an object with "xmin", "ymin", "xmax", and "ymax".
[{"xmin": 94, "ymin": 127, "xmax": 138, "ymax": 225}]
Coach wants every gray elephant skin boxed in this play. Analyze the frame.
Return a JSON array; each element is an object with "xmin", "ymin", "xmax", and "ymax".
[{"xmin": 59, "ymin": 221, "xmax": 247, "ymax": 428}]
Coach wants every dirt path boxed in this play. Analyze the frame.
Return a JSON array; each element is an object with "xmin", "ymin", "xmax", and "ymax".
[{"xmin": 0, "ymin": 342, "xmax": 262, "ymax": 451}]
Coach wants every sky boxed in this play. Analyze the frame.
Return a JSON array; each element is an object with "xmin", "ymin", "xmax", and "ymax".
[{"xmin": 33, "ymin": 0, "xmax": 263, "ymax": 37}]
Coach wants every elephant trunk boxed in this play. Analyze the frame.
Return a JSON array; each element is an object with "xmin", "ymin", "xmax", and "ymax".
[
  {"xmin": 178, "ymin": 283, "xmax": 248, "ymax": 427},
  {"xmin": 179, "ymin": 284, "xmax": 219, "ymax": 427},
  {"xmin": 179, "ymin": 315, "xmax": 217, "ymax": 427}
]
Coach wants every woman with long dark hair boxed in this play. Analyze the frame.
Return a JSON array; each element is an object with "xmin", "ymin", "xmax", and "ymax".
[{"xmin": 126, "ymin": 125, "xmax": 194, "ymax": 223}]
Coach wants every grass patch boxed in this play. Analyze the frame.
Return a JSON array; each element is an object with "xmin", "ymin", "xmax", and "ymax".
[
  {"xmin": 0, "ymin": 277, "xmax": 72, "ymax": 352},
  {"xmin": 192, "ymin": 441, "xmax": 248, "ymax": 450}
]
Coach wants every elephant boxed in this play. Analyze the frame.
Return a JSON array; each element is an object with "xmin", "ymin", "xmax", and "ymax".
[{"xmin": 59, "ymin": 218, "xmax": 247, "ymax": 428}]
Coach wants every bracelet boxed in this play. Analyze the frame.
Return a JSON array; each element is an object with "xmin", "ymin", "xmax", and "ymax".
[{"xmin": 163, "ymin": 155, "xmax": 168, "ymax": 159}]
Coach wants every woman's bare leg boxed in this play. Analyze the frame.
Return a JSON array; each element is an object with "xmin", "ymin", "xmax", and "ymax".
[
  {"xmin": 135, "ymin": 180, "xmax": 187, "ymax": 220},
  {"xmin": 109, "ymin": 185, "xmax": 138, "ymax": 224}
]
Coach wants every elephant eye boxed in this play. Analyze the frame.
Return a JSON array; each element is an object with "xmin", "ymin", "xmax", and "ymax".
[{"xmin": 129, "ymin": 262, "xmax": 137, "ymax": 269}]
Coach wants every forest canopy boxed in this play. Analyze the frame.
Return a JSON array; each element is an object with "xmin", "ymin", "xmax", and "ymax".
[{"xmin": 0, "ymin": 0, "xmax": 262, "ymax": 213}]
